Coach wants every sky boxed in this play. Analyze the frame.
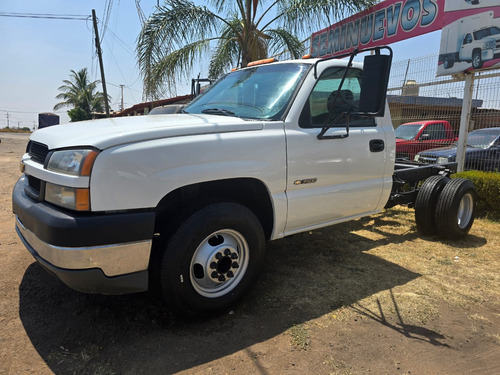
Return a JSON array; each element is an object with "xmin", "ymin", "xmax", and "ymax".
[{"xmin": 0, "ymin": 0, "xmax": 442, "ymax": 129}]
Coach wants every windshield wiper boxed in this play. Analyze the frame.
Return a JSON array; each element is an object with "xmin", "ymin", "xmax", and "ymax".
[{"xmin": 201, "ymin": 108, "xmax": 236, "ymax": 117}]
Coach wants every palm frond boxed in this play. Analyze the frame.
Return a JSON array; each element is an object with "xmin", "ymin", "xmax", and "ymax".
[
  {"xmin": 53, "ymin": 68, "xmax": 109, "ymax": 117},
  {"xmin": 145, "ymin": 39, "xmax": 213, "ymax": 99},
  {"xmin": 266, "ymin": 28, "xmax": 305, "ymax": 59},
  {"xmin": 208, "ymin": 37, "xmax": 241, "ymax": 79},
  {"xmin": 137, "ymin": 0, "xmax": 376, "ymax": 95},
  {"xmin": 273, "ymin": 0, "xmax": 375, "ymax": 35}
]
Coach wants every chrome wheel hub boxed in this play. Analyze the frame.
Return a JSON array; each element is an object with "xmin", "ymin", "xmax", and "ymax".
[
  {"xmin": 457, "ymin": 193, "xmax": 473, "ymax": 229},
  {"xmin": 190, "ymin": 229, "xmax": 249, "ymax": 298}
]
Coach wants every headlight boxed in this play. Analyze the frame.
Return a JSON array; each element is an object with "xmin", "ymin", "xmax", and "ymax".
[
  {"xmin": 45, "ymin": 183, "xmax": 90, "ymax": 211},
  {"xmin": 437, "ymin": 157, "xmax": 449, "ymax": 164},
  {"xmin": 485, "ymin": 40, "xmax": 495, "ymax": 50},
  {"xmin": 47, "ymin": 149, "xmax": 99, "ymax": 176},
  {"xmin": 414, "ymin": 154, "xmax": 420, "ymax": 162}
]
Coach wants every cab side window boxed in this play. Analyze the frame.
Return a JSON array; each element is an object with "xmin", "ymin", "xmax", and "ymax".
[
  {"xmin": 299, "ymin": 67, "xmax": 375, "ymax": 128},
  {"xmin": 420, "ymin": 123, "xmax": 446, "ymax": 140}
]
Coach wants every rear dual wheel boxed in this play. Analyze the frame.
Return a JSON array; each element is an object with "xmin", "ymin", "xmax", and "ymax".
[
  {"xmin": 415, "ymin": 177, "xmax": 476, "ymax": 240},
  {"xmin": 415, "ymin": 176, "xmax": 450, "ymax": 235},
  {"xmin": 435, "ymin": 178, "xmax": 476, "ymax": 240}
]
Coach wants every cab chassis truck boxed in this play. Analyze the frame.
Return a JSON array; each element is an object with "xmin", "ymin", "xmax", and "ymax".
[{"xmin": 12, "ymin": 46, "xmax": 476, "ymax": 315}]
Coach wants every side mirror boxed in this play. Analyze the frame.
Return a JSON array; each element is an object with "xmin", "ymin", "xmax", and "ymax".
[
  {"xmin": 358, "ymin": 51, "xmax": 392, "ymax": 116},
  {"xmin": 420, "ymin": 133, "xmax": 430, "ymax": 140},
  {"xmin": 315, "ymin": 46, "xmax": 392, "ymax": 140}
]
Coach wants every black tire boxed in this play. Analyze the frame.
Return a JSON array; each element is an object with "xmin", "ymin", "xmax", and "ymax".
[
  {"xmin": 435, "ymin": 178, "xmax": 476, "ymax": 240},
  {"xmin": 415, "ymin": 175, "xmax": 450, "ymax": 235},
  {"xmin": 472, "ymin": 50, "xmax": 483, "ymax": 69},
  {"xmin": 159, "ymin": 202, "xmax": 265, "ymax": 315},
  {"xmin": 443, "ymin": 56, "xmax": 454, "ymax": 69}
]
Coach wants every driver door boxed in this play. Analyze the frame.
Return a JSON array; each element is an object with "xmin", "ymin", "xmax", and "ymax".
[{"xmin": 284, "ymin": 66, "xmax": 388, "ymax": 233}]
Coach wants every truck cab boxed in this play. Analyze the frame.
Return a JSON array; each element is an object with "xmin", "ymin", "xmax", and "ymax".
[{"xmin": 459, "ymin": 25, "xmax": 500, "ymax": 69}]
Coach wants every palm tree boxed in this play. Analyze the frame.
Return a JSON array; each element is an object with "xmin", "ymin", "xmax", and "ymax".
[
  {"xmin": 137, "ymin": 0, "xmax": 374, "ymax": 99},
  {"xmin": 54, "ymin": 68, "xmax": 109, "ymax": 121}
]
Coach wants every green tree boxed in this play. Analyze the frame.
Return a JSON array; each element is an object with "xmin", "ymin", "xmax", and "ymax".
[
  {"xmin": 53, "ymin": 68, "xmax": 109, "ymax": 122},
  {"xmin": 67, "ymin": 107, "xmax": 91, "ymax": 122},
  {"xmin": 137, "ymin": 0, "xmax": 374, "ymax": 99}
]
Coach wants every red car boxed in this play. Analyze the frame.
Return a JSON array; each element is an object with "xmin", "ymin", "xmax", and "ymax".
[{"xmin": 395, "ymin": 120, "xmax": 457, "ymax": 159}]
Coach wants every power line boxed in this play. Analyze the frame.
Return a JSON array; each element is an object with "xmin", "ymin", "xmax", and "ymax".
[
  {"xmin": 103, "ymin": 25, "xmax": 134, "ymax": 55},
  {"xmin": 0, "ymin": 12, "xmax": 90, "ymax": 21},
  {"xmin": 0, "ymin": 109, "xmax": 66, "ymax": 114}
]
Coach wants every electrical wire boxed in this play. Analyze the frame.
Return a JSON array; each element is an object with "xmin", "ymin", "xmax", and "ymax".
[{"xmin": 0, "ymin": 12, "xmax": 89, "ymax": 20}]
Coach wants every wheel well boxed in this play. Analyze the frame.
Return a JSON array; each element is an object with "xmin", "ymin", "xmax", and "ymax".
[
  {"xmin": 148, "ymin": 178, "xmax": 274, "ymax": 289},
  {"xmin": 154, "ymin": 178, "xmax": 274, "ymax": 241}
]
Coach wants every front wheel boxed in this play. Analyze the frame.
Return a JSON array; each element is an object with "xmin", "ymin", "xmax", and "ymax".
[
  {"xmin": 159, "ymin": 202, "xmax": 265, "ymax": 315},
  {"xmin": 472, "ymin": 50, "xmax": 483, "ymax": 69}
]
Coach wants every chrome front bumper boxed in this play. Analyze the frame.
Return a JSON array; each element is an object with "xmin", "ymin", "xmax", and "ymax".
[
  {"xmin": 12, "ymin": 176, "xmax": 156, "ymax": 294},
  {"xmin": 16, "ymin": 216, "xmax": 151, "ymax": 277}
]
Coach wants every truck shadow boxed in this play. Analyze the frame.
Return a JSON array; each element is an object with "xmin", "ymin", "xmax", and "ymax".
[{"xmin": 19, "ymin": 212, "xmax": 442, "ymax": 374}]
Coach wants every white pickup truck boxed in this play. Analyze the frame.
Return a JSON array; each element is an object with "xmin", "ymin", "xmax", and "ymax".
[
  {"xmin": 12, "ymin": 47, "xmax": 476, "ymax": 315},
  {"xmin": 440, "ymin": 11, "xmax": 500, "ymax": 70}
]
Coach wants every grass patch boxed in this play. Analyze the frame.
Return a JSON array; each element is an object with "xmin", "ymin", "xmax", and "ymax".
[
  {"xmin": 287, "ymin": 323, "xmax": 310, "ymax": 350},
  {"xmin": 255, "ymin": 206, "xmax": 500, "ymax": 333},
  {"xmin": 47, "ymin": 344, "xmax": 116, "ymax": 374},
  {"xmin": 0, "ymin": 128, "xmax": 31, "ymax": 133}
]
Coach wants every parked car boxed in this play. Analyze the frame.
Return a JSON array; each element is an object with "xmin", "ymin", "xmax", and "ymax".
[
  {"xmin": 149, "ymin": 104, "xmax": 185, "ymax": 115},
  {"xmin": 414, "ymin": 127, "xmax": 500, "ymax": 171},
  {"xmin": 395, "ymin": 120, "xmax": 457, "ymax": 159}
]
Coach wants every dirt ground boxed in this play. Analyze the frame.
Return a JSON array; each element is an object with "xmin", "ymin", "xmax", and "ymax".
[{"xmin": 1, "ymin": 132, "xmax": 499, "ymax": 375}]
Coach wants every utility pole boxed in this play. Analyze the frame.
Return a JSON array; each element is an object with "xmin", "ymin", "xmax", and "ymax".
[
  {"xmin": 120, "ymin": 84, "xmax": 125, "ymax": 112},
  {"xmin": 5, "ymin": 112, "xmax": 9, "ymax": 128},
  {"xmin": 92, "ymin": 9, "xmax": 110, "ymax": 117}
]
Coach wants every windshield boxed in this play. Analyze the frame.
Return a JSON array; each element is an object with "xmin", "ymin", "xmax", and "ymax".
[
  {"xmin": 184, "ymin": 63, "xmax": 310, "ymax": 120},
  {"xmin": 474, "ymin": 26, "xmax": 500, "ymax": 40},
  {"xmin": 395, "ymin": 124, "xmax": 423, "ymax": 140},
  {"xmin": 467, "ymin": 130, "xmax": 500, "ymax": 149}
]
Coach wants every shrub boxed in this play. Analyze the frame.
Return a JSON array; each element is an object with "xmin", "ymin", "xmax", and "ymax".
[{"xmin": 453, "ymin": 171, "xmax": 500, "ymax": 219}]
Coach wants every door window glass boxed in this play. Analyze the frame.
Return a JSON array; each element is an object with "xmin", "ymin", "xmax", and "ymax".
[
  {"xmin": 299, "ymin": 67, "xmax": 375, "ymax": 128},
  {"xmin": 421, "ymin": 123, "xmax": 446, "ymax": 140}
]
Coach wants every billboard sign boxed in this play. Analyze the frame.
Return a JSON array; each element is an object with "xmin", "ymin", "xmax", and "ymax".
[
  {"xmin": 437, "ymin": 0, "xmax": 500, "ymax": 76},
  {"xmin": 310, "ymin": 0, "xmax": 445, "ymax": 58}
]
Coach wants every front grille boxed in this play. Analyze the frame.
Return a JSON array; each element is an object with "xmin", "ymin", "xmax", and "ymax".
[
  {"xmin": 417, "ymin": 156, "xmax": 437, "ymax": 164},
  {"xmin": 28, "ymin": 141, "xmax": 49, "ymax": 164},
  {"xmin": 27, "ymin": 175, "xmax": 41, "ymax": 194}
]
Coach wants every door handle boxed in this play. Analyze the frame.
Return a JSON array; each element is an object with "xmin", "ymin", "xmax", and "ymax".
[{"xmin": 370, "ymin": 139, "xmax": 385, "ymax": 152}]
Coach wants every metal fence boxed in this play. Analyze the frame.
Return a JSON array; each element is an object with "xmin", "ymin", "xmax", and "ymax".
[{"xmin": 388, "ymin": 54, "xmax": 500, "ymax": 172}]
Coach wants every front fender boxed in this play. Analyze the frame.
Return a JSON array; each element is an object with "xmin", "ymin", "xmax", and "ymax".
[{"xmin": 90, "ymin": 125, "xmax": 287, "ymax": 212}]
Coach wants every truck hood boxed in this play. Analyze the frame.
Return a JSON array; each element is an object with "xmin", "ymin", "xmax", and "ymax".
[{"xmin": 29, "ymin": 114, "xmax": 264, "ymax": 150}]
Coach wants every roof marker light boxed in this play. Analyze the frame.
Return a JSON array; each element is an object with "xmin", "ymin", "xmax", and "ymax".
[{"xmin": 247, "ymin": 58, "xmax": 276, "ymax": 67}]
